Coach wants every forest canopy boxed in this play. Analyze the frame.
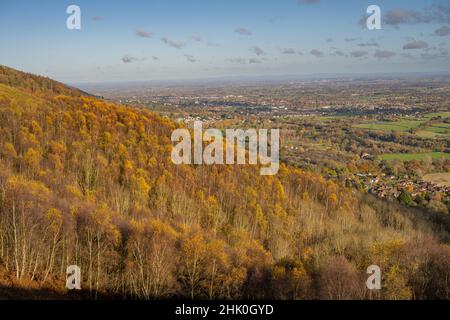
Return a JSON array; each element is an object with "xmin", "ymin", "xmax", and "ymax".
[{"xmin": 0, "ymin": 65, "xmax": 449, "ymax": 300}]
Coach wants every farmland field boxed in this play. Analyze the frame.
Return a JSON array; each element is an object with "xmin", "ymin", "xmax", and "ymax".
[
  {"xmin": 377, "ymin": 152, "xmax": 450, "ymax": 161},
  {"xmin": 354, "ymin": 112, "xmax": 450, "ymax": 138},
  {"xmin": 423, "ymin": 112, "xmax": 450, "ymax": 119},
  {"xmin": 415, "ymin": 130, "xmax": 441, "ymax": 138},
  {"xmin": 422, "ymin": 172, "xmax": 450, "ymax": 187},
  {"xmin": 425, "ymin": 123, "xmax": 450, "ymax": 135},
  {"xmin": 354, "ymin": 120, "xmax": 422, "ymax": 132}
]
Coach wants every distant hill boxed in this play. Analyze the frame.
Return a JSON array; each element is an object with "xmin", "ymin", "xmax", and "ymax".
[
  {"xmin": 0, "ymin": 65, "xmax": 89, "ymax": 97},
  {"xmin": 0, "ymin": 65, "xmax": 449, "ymax": 300}
]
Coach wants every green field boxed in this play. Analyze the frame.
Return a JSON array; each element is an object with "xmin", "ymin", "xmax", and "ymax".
[
  {"xmin": 415, "ymin": 130, "xmax": 440, "ymax": 138},
  {"xmin": 354, "ymin": 112, "xmax": 450, "ymax": 138},
  {"xmin": 426, "ymin": 123, "xmax": 450, "ymax": 134},
  {"xmin": 422, "ymin": 112, "xmax": 450, "ymax": 119},
  {"xmin": 377, "ymin": 152, "xmax": 450, "ymax": 161},
  {"xmin": 354, "ymin": 120, "xmax": 422, "ymax": 132}
]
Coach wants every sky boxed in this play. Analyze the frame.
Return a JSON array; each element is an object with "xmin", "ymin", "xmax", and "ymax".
[{"xmin": 0, "ymin": 0, "xmax": 449, "ymax": 83}]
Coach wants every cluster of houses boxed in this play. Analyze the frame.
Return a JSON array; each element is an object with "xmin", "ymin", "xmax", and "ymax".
[{"xmin": 351, "ymin": 173, "xmax": 449, "ymax": 201}]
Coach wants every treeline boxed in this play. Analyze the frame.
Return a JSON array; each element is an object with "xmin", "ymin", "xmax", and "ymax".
[
  {"xmin": 0, "ymin": 68, "xmax": 449, "ymax": 299},
  {"xmin": 0, "ymin": 65, "xmax": 87, "ymax": 97}
]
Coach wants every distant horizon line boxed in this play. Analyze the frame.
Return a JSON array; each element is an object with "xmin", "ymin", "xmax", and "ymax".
[
  {"xmin": 4, "ymin": 64, "xmax": 450, "ymax": 88},
  {"xmin": 71, "ymin": 70, "xmax": 450, "ymax": 88}
]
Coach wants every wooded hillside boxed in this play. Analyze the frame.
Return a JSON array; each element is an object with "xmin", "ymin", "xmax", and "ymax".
[{"xmin": 0, "ymin": 66, "xmax": 449, "ymax": 299}]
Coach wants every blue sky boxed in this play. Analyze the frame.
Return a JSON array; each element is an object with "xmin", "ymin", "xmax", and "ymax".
[{"xmin": 0, "ymin": 0, "xmax": 449, "ymax": 83}]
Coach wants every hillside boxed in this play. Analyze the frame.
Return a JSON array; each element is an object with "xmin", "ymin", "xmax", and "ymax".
[
  {"xmin": 0, "ymin": 66, "xmax": 449, "ymax": 300},
  {"xmin": 0, "ymin": 65, "xmax": 88, "ymax": 97}
]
